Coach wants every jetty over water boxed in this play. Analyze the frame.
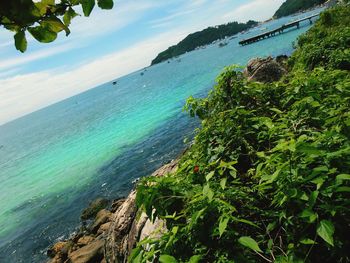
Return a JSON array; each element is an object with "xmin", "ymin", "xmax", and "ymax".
[{"xmin": 239, "ymin": 13, "xmax": 320, "ymax": 46}]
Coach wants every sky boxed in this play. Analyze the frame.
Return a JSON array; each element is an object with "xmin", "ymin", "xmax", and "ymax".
[{"xmin": 0, "ymin": 0, "xmax": 284, "ymax": 125}]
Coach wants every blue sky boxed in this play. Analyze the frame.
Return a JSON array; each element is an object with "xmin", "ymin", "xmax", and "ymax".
[{"xmin": 0, "ymin": 0, "xmax": 284, "ymax": 125}]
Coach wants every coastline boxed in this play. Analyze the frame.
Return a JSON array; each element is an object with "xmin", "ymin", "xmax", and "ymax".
[
  {"xmin": 47, "ymin": 159, "xmax": 179, "ymax": 263},
  {"xmin": 47, "ymin": 55, "xmax": 289, "ymax": 263}
]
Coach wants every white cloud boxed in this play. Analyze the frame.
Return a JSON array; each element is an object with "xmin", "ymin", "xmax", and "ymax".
[
  {"xmin": 0, "ymin": 43, "xmax": 74, "ymax": 71},
  {"xmin": 0, "ymin": 30, "xmax": 188, "ymax": 125},
  {"xmin": 223, "ymin": 0, "xmax": 285, "ymax": 22}
]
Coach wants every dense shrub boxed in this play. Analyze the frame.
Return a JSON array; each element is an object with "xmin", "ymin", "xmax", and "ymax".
[{"xmin": 132, "ymin": 5, "xmax": 350, "ymax": 263}]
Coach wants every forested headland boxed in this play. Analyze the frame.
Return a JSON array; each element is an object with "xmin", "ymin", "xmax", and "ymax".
[
  {"xmin": 151, "ymin": 20, "xmax": 257, "ymax": 65},
  {"xmin": 274, "ymin": 0, "xmax": 328, "ymax": 18}
]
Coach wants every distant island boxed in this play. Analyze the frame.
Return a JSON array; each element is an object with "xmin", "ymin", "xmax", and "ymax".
[
  {"xmin": 151, "ymin": 20, "xmax": 258, "ymax": 65},
  {"xmin": 274, "ymin": 0, "xmax": 327, "ymax": 18}
]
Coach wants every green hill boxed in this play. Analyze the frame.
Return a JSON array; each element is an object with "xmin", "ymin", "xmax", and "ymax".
[
  {"xmin": 274, "ymin": 0, "xmax": 327, "ymax": 18},
  {"xmin": 151, "ymin": 20, "xmax": 257, "ymax": 65}
]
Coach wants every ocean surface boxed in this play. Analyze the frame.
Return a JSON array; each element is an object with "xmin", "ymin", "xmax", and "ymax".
[{"xmin": 0, "ymin": 9, "xmax": 323, "ymax": 262}]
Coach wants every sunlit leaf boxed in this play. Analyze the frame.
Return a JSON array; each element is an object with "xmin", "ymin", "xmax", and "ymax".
[
  {"xmin": 317, "ymin": 220, "xmax": 334, "ymax": 246},
  {"xmin": 238, "ymin": 236, "xmax": 263, "ymax": 253},
  {"xmin": 159, "ymin": 255, "xmax": 178, "ymax": 263},
  {"xmin": 219, "ymin": 217, "xmax": 229, "ymax": 237}
]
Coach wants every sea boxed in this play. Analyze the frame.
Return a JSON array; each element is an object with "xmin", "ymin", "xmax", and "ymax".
[{"xmin": 0, "ymin": 8, "xmax": 323, "ymax": 262}]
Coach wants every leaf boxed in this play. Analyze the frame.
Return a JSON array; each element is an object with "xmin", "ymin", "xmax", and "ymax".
[
  {"xmin": 81, "ymin": 0, "xmax": 95, "ymax": 16},
  {"xmin": 63, "ymin": 8, "xmax": 78, "ymax": 26},
  {"xmin": 238, "ymin": 236, "xmax": 263, "ymax": 253},
  {"xmin": 159, "ymin": 255, "xmax": 178, "ymax": 263},
  {"xmin": 188, "ymin": 255, "xmax": 202, "ymax": 263},
  {"xmin": 300, "ymin": 238, "xmax": 317, "ymax": 245},
  {"xmin": 205, "ymin": 171, "xmax": 215, "ymax": 181},
  {"xmin": 14, "ymin": 31, "xmax": 27, "ymax": 52},
  {"xmin": 28, "ymin": 26, "xmax": 57, "ymax": 43},
  {"xmin": 335, "ymin": 186, "xmax": 350, "ymax": 192},
  {"xmin": 220, "ymin": 177, "xmax": 227, "ymax": 190},
  {"xmin": 317, "ymin": 220, "xmax": 335, "ymax": 246},
  {"xmin": 219, "ymin": 217, "xmax": 229, "ymax": 237},
  {"xmin": 203, "ymin": 184, "xmax": 214, "ymax": 202},
  {"xmin": 41, "ymin": 17, "xmax": 70, "ymax": 36},
  {"xmin": 97, "ymin": 0, "xmax": 113, "ymax": 9},
  {"xmin": 336, "ymin": 174, "xmax": 350, "ymax": 181}
]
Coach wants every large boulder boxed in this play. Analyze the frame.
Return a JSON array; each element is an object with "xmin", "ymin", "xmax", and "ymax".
[
  {"xmin": 81, "ymin": 198, "xmax": 109, "ymax": 220},
  {"xmin": 244, "ymin": 56, "xmax": 287, "ymax": 83},
  {"xmin": 67, "ymin": 239, "xmax": 104, "ymax": 263},
  {"xmin": 90, "ymin": 209, "xmax": 112, "ymax": 233}
]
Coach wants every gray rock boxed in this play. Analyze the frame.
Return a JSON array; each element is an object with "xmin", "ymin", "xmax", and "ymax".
[{"xmin": 244, "ymin": 56, "xmax": 287, "ymax": 83}]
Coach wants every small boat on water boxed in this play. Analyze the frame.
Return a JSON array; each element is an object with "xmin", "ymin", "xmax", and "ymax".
[{"xmin": 112, "ymin": 81, "xmax": 117, "ymax": 85}]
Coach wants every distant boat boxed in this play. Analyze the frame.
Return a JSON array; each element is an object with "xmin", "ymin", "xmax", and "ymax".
[{"xmin": 112, "ymin": 81, "xmax": 117, "ymax": 85}]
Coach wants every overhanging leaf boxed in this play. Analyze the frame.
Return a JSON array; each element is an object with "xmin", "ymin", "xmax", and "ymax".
[
  {"xmin": 41, "ymin": 17, "xmax": 70, "ymax": 36},
  {"xmin": 28, "ymin": 26, "xmax": 57, "ymax": 43},
  {"xmin": 81, "ymin": 0, "xmax": 95, "ymax": 16},
  {"xmin": 238, "ymin": 236, "xmax": 263, "ymax": 253},
  {"xmin": 97, "ymin": 0, "xmax": 113, "ymax": 9},
  {"xmin": 317, "ymin": 220, "xmax": 335, "ymax": 246},
  {"xmin": 14, "ymin": 31, "xmax": 27, "ymax": 52}
]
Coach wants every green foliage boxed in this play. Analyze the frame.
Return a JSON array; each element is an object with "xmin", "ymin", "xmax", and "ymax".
[
  {"xmin": 133, "ymin": 6, "xmax": 350, "ymax": 263},
  {"xmin": 0, "ymin": 0, "xmax": 114, "ymax": 52},
  {"xmin": 290, "ymin": 6, "xmax": 350, "ymax": 70},
  {"xmin": 274, "ymin": 0, "xmax": 327, "ymax": 18},
  {"xmin": 151, "ymin": 21, "xmax": 258, "ymax": 65}
]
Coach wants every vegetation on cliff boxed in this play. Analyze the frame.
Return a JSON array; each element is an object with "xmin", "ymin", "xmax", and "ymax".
[
  {"xmin": 274, "ymin": 0, "xmax": 327, "ymax": 18},
  {"xmin": 151, "ymin": 20, "xmax": 257, "ymax": 65},
  {"xmin": 133, "ymin": 5, "xmax": 350, "ymax": 263}
]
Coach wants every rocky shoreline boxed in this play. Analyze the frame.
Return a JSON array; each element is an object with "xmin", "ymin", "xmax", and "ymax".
[
  {"xmin": 47, "ymin": 56, "xmax": 288, "ymax": 263},
  {"xmin": 47, "ymin": 159, "xmax": 178, "ymax": 263}
]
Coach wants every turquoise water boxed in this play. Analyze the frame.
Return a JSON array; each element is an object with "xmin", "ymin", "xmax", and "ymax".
[{"xmin": 0, "ymin": 9, "xmax": 322, "ymax": 262}]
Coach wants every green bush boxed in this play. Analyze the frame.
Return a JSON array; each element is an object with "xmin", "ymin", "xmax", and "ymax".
[{"xmin": 132, "ymin": 6, "xmax": 350, "ymax": 263}]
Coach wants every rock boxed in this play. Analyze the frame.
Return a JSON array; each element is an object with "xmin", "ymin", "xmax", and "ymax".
[
  {"xmin": 91, "ymin": 209, "xmax": 112, "ymax": 233},
  {"xmin": 244, "ymin": 56, "xmax": 287, "ymax": 83},
  {"xmin": 81, "ymin": 198, "xmax": 109, "ymax": 220},
  {"xmin": 47, "ymin": 241, "xmax": 70, "ymax": 258},
  {"xmin": 97, "ymin": 222, "xmax": 111, "ymax": 235},
  {"xmin": 140, "ymin": 217, "xmax": 166, "ymax": 241},
  {"xmin": 67, "ymin": 239, "xmax": 104, "ymax": 263},
  {"xmin": 151, "ymin": 159, "xmax": 178, "ymax": 177},
  {"xmin": 47, "ymin": 241, "xmax": 74, "ymax": 263},
  {"xmin": 105, "ymin": 191, "xmax": 138, "ymax": 263},
  {"xmin": 275, "ymin": 54, "xmax": 289, "ymax": 65},
  {"xmin": 77, "ymin": 236, "xmax": 95, "ymax": 247},
  {"xmin": 110, "ymin": 198, "xmax": 125, "ymax": 213}
]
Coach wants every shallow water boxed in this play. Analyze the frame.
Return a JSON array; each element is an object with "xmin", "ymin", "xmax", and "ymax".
[{"xmin": 0, "ymin": 8, "xmax": 323, "ymax": 262}]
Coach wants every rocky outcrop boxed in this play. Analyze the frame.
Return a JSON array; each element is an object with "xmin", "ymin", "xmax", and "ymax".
[
  {"xmin": 48, "ymin": 159, "xmax": 178, "ymax": 263},
  {"xmin": 244, "ymin": 56, "xmax": 288, "ymax": 83},
  {"xmin": 81, "ymin": 198, "xmax": 109, "ymax": 220}
]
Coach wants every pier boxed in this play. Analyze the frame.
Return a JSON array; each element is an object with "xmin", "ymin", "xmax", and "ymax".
[{"xmin": 239, "ymin": 14, "xmax": 320, "ymax": 46}]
